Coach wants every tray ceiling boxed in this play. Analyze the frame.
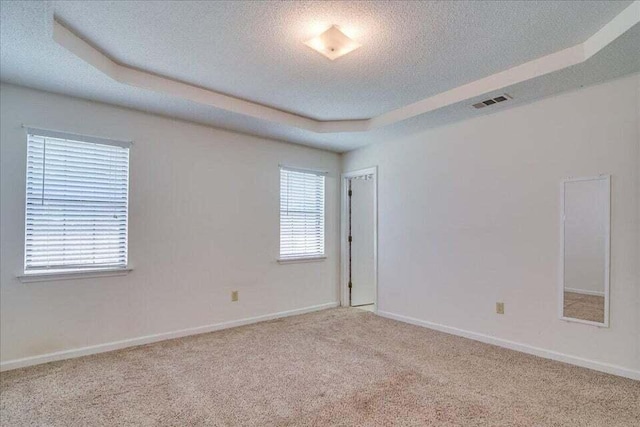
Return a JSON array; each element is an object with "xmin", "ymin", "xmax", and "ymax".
[{"xmin": 1, "ymin": 1, "xmax": 638, "ymax": 152}]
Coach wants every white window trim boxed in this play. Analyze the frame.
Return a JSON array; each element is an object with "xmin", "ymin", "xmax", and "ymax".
[
  {"xmin": 277, "ymin": 255, "xmax": 326, "ymax": 264},
  {"xmin": 278, "ymin": 165, "xmax": 328, "ymax": 176},
  {"xmin": 18, "ymin": 267, "xmax": 133, "ymax": 283},
  {"xmin": 22, "ymin": 125, "xmax": 133, "ymax": 148},
  {"xmin": 21, "ymin": 127, "xmax": 132, "ymax": 278},
  {"xmin": 278, "ymin": 165, "xmax": 327, "ymax": 262}
]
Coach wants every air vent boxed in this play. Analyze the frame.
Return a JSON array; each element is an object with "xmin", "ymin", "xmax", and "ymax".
[{"xmin": 473, "ymin": 94, "xmax": 512, "ymax": 109}]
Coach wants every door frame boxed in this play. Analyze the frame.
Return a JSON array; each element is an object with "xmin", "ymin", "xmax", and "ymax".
[{"xmin": 340, "ymin": 166, "xmax": 378, "ymax": 311}]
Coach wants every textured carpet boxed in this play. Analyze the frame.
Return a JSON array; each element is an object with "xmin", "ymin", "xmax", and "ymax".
[
  {"xmin": 1, "ymin": 308, "xmax": 638, "ymax": 426},
  {"xmin": 564, "ymin": 291, "xmax": 605, "ymax": 323}
]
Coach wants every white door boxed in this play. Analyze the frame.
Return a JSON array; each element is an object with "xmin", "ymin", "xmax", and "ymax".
[{"xmin": 350, "ymin": 177, "xmax": 375, "ymax": 306}]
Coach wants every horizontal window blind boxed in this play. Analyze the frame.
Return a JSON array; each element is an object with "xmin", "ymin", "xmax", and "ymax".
[
  {"xmin": 280, "ymin": 167, "xmax": 325, "ymax": 259},
  {"xmin": 24, "ymin": 132, "xmax": 130, "ymax": 273}
]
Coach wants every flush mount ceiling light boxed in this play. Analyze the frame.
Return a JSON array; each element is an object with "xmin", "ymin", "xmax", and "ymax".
[{"xmin": 304, "ymin": 25, "xmax": 361, "ymax": 60}]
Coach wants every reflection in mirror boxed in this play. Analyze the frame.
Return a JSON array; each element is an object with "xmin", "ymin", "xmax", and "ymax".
[{"xmin": 561, "ymin": 176, "xmax": 609, "ymax": 326}]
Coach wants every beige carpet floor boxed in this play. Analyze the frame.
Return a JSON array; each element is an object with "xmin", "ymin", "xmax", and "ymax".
[
  {"xmin": 1, "ymin": 308, "xmax": 638, "ymax": 426},
  {"xmin": 563, "ymin": 291, "xmax": 605, "ymax": 323}
]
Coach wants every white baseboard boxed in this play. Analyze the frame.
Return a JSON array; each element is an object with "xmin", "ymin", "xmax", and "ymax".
[
  {"xmin": 377, "ymin": 310, "xmax": 639, "ymax": 381},
  {"xmin": 0, "ymin": 301, "xmax": 339, "ymax": 372},
  {"xmin": 564, "ymin": 287, "xmax": 605, "ymax": 297}
]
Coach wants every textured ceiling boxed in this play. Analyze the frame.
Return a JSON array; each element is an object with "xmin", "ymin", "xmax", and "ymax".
[{"xmin": 1, "ymin": 1, "xmax": 638, "ymax": 152}]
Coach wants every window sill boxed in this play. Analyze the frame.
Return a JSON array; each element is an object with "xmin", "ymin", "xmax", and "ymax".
[
  {"xmin": 18, "ymin": 268, "xmax": 133, "ymax": 283},
  {"xmin": 277, "ymin": 256, "xmax": 326, "ymax": 264}
]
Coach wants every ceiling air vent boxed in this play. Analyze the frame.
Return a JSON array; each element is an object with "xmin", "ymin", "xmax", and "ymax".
[{"xmin": 472, "ymin": 94, "xmax": 512, "ymax": 109}]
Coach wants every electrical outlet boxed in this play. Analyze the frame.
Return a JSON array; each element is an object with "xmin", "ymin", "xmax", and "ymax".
[
  {"xmin": 231, "ymin": 291, "xmax": 238, "ymax": 302},
  {"xmin": 496, "ymin": 302, "xmax": 504, "ymax": 314}
]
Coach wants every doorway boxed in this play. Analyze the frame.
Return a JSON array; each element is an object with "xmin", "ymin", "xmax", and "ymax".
[{"xmin": 341, "ymin": 167, "xmax": 377, "ymax": 311}]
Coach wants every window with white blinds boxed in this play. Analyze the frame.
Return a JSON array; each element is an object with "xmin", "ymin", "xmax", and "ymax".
[
  {"xmin": 24, "ymin": 130, "xmax": 130, "ymax": 274},
  {"xmin": 279, "ymin": 167, "xmax": 325, "ymax": 259}
]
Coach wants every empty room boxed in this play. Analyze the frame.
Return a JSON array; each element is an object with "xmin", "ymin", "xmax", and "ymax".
[{"xmin": 1, "ymin": 1, "xmax": 639, "ymax": 425}]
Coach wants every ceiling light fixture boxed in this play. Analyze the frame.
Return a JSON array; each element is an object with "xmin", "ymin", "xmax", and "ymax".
[{"xmin": 304, "ymin": 25, "xmax": 361, "ymax": 60}]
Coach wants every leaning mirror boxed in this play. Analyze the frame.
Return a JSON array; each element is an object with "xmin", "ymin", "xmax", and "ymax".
[{"xmin": 560, "ymin": 175, "xmax": 610, "ymax": 326}]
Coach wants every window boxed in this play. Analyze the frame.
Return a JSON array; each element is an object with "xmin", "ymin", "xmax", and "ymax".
[
  {"xmin": 279, "ymin": 167, "xmax": 325, "ymax": 260},
  {"xmin": 24, "ymin": 130, "xmax": 130, "ymax": 274}
]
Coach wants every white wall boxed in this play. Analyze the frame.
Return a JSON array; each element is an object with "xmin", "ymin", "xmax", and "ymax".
[
  {"xmin": 563, "ymin": 179, "xmax": 607, "ymax": 295},
  {"xmin": 343, "ymin": 74, "xmax": 640, "ymax": 374},
  {"xmin": 0, "ymin": 84, "xmax": 341, "ymax": 365}
]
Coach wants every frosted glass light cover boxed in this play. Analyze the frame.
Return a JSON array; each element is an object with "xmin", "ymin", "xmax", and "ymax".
[{"xmin": 304, "ymin": 25, "xmax": 361, "ymax": 60}]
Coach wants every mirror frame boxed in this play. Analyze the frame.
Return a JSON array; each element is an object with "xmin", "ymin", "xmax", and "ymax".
[{"xmin": 559, "ymin": 175, "xmax": 610, "ymax": 327}]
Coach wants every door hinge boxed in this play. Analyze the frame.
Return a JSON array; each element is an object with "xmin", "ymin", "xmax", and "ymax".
[
  {"xmin": 348, "ymin": 236, "xmax": 352, "ymax": 242},
  {"xmin": 348, "ymin": 190, "xmax": 352, "ymax": 197},
  {"xmin": 348, "ymin": 281, "xmax": 352, "ymax": 289}
]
